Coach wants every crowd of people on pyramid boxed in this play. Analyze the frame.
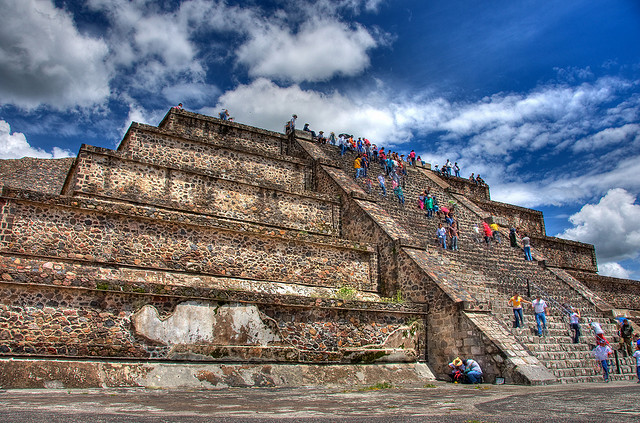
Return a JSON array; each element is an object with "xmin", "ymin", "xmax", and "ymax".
[
  {"xmin": 282, "ymin": 115, "xmax": 540, "ymax": 261},
  {"xmin": 281, "ymin": 114, "xmax": 640, "ymax": 386},
  {"xmin": 449, "ymin": 295, "xmax": 640, "ymax": 384}
]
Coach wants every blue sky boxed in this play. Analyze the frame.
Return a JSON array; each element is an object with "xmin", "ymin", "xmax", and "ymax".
[{"xmin": 1, "ymin": 0, "xmax": 640, "ymax": 279}]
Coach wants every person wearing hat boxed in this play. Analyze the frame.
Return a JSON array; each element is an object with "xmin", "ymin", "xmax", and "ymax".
[{"xmin": 448, "ymin": 357, "xmax": 465, "ymax": 382}]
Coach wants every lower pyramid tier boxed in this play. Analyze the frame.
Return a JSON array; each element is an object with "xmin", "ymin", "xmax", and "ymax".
[{"xmin": 0, "ymin": 254, "xmax": 426, "ymax": 365}]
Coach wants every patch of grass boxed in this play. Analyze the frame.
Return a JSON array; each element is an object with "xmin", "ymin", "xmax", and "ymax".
[
  {"xmin": 96, "ymin": 282, "xmax": 110, "ymax": 290},
  {"xmin": 380, "ymin": 290, "xmax": 404, "ymax": 304},
  {"xmin": 335, "ymin": 286, "xmax": 356, "ymax": 301},
  {"xmin": 423, "ymin": 383, "xmax": 437, "ymax": 388},
  {"xmin": 358, "ymin": 381, "xmax": 394, "ymax": 391}
]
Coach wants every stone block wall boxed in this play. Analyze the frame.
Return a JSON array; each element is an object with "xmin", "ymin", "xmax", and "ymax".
[
  {"xmin": 315, "ymin": 165, "xmax": 415, "ymax": 298},
  {"xmin": 568, "ymin": 270, "xmax": 640, "ymax": 312},
  {"xmin": 445, "ymin": 176, "xmax": 490, "ymax": 200},
  {"xmin": 118, "ymin": 125, "xmax": 312, "ymax": 194},
  {"xmin": 158, "ymin": 110, "xmax": 287, "ymax": 156},
  {"xmin": 0, "ymin": 192, "xmax": 377, "ymax": 291},
  {"xmin": 0, "ymin": 157, "xmax": 75, "ymax": 195},
  {"xmin": 471, "ymin": 197, "xmax": 546, "ymax": 236},
  {"xmin": 533, "ymin": 236, "xmax": 597, "ymax": 272},
  {"xmin": 0, "ymin": 255, "xmax": 425, "ymax": 363},
  {"xmin": 65, "ymin": 147, "xmax": 340, "ymax": 236}
]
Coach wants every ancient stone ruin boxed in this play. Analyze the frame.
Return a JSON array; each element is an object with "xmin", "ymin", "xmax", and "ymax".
[{"xmin": 0, "ymin": 108, "xmax": 638, "ymax": 388}]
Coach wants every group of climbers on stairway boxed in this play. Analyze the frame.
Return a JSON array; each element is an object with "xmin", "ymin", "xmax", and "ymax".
[{"xmin": 507, "ymin": 288, "xmax": 640, "ymax": 383}]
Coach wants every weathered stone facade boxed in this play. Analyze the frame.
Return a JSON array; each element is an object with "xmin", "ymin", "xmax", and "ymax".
[{"xmin": 0, "ymin": 108, "xmax": 637, "ymax": 388}]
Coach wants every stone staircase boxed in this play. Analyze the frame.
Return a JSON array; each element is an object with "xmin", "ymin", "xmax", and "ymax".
[{"xmin": 312, "ymin": 140, "xmax": 638, "ymax": 384}]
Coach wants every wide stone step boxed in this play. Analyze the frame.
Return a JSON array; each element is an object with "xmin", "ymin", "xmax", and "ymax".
[
  {"xmin": 0, "ymin": 189, "xmax": 378, "ymax": 291},
  {"xmin": 67, "ymin": 146, "xmax": 340, "ymax": 236}
]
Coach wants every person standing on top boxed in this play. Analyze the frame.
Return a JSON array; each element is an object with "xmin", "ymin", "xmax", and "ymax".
[
  {"xmin": 408, "ymin": 150, "xmax": 416, "ymax": 167},
  {"xmin": 286, "ymin": 114, "xmax": 297, "ymax": 133}
]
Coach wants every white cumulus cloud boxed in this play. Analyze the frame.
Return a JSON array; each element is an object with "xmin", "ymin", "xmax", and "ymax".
[
  {"xmin": 597, "ymin": 262, "xmax": 630, "ymax": 279},
  {"xmin": 0, "ymin": 0, "xmax": 111, "ymax": 109},
  {"xmin": 236, "ymin": 20, "xmax": 378, "ymax": 83},
  {"xmin": 0, "ymin": 120, "xmax": 74, "ymax": 159},
  {"xmin": 206, "ymin": 78, "xmax": 398, "ymax": 143},
  {"xmin": 557, "ymin": 189, "xmax": 640, "ymax": 273}
]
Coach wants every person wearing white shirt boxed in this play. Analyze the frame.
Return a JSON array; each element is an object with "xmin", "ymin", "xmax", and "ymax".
[
  {"xmin": 463, "ymin": 358, "xmax": 483, "ymax": 384},
  {"xmin": 531, "ymin": 295, "xmax": 548, "ymax": 336},
  {"xmin": 592, "ymin": 344, "xmax": 613, "ymax": 382},
  {"xmin": 569, "ymin": 307, "xmax": 581, "ymax": 343}
]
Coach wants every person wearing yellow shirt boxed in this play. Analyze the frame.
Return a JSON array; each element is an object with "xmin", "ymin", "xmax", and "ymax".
[
  {"xmin": 490, "ymin": 223, "xmax": 502, "ymax": 243},
  {"xmin": 354, "ymin": 155, "xmax": 363, "ymax": 179},
  {"xmin": 508, "ymin": 293, "xmax": 530, "ymax": 328}
]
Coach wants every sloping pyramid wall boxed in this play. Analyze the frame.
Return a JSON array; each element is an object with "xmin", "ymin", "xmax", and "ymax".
[
  {"xmin": 0, "ymin": 110, "xmax": 433, "ymax": 389},
  {"xmin": 0, "ymin": 108, "xmax": 638, "ymax": 388}
]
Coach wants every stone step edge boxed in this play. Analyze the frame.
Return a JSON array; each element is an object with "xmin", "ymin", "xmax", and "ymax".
[
  {"xmin": 0, "ymin": 357, "xmax": 436, "ymax": 389},
  {"xmin": 1, "ymin": 187, "xmax": 373, "ymax": 253},
  {"xmin": 0, "ymin": 253, "xmax": 425, "ymax": 314},
  {"xmin": 72, "ymin": 144, "xmax": 338, "ymax": 204},
  {"xmin": 0, "ymin": 345, "xmax": 419, "ymax": 365}
]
